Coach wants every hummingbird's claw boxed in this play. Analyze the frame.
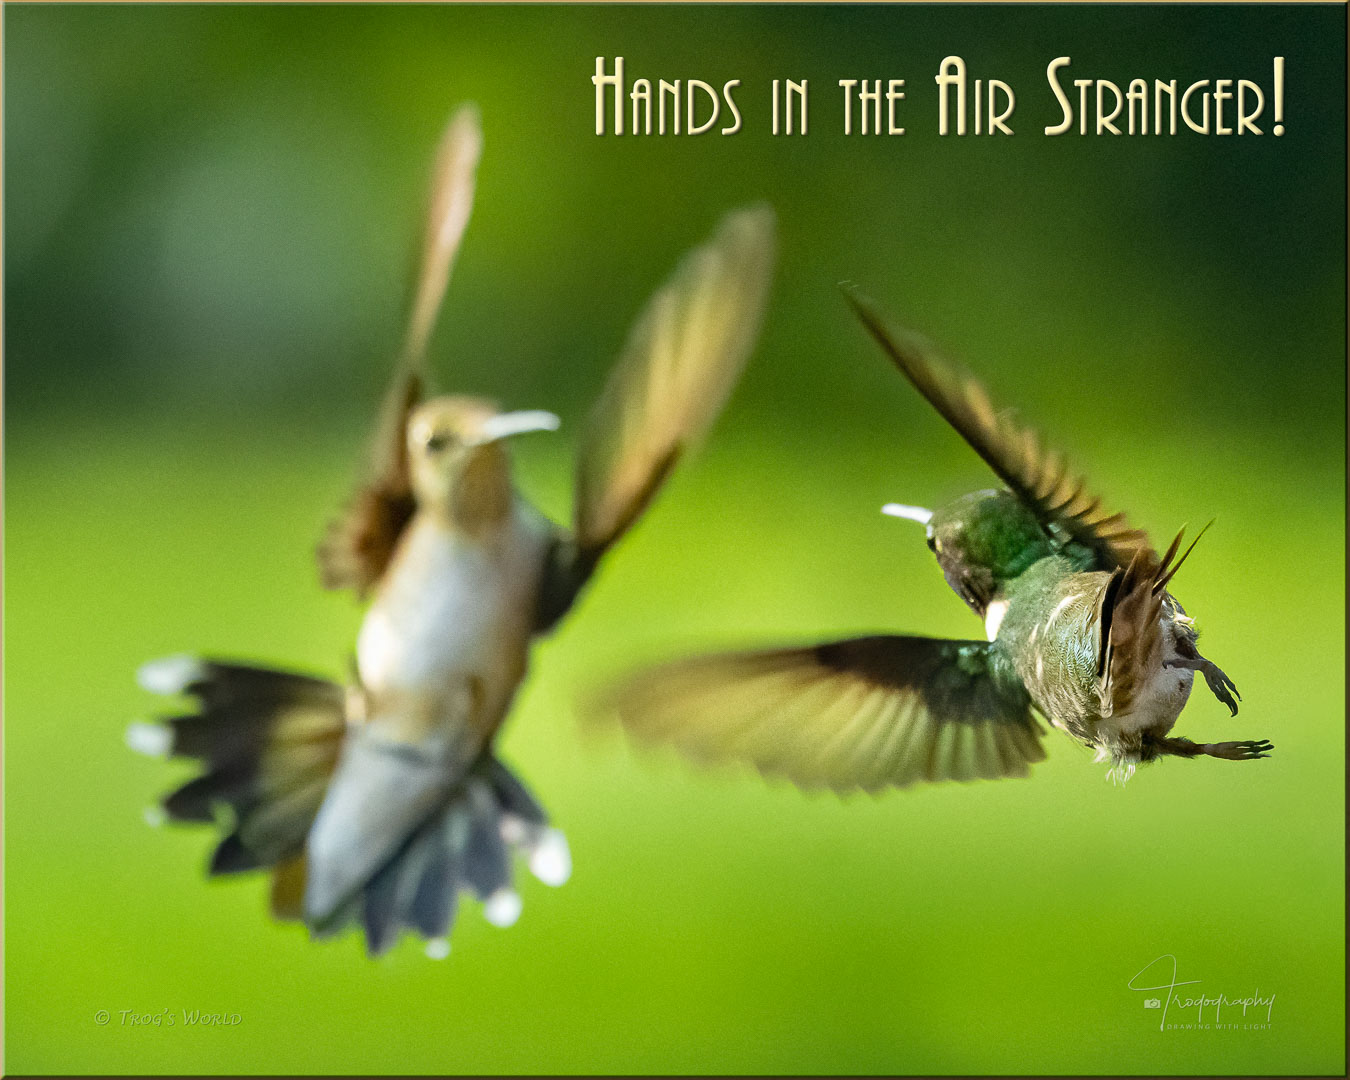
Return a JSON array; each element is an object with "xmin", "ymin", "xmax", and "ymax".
[
  {"xmin": 1204, "ymin": 739, "xmax": 1273, "ymax": 761},
  {"xmin": 1197, "ymin": 662, "xmax": 1240, "ymax": 716},
  {"xmin": 1168, "ymin": 656, "xmax": 1240, "ymax": 715}
]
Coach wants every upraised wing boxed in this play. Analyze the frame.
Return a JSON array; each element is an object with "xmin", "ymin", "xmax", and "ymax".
[
  {"xmin": 535, "ymin": 205, "xmax": 775, "ymax": 629},
  {"xmin": 575, "ymin": 204, "xmax": 776, "ymax": 562},
  {"xmin": 846, "ymin": 289, "xmax": 1155, "ymax": 574},
  {"xmin": 600, "ymin": 634, "xmax": 1045, "ymax": 793},
  {"xmin": 318, "ymin": 105, "xmax": 483, "ymax": 597}
]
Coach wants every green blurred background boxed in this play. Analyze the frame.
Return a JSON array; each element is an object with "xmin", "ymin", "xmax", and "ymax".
[{"xmin": 5, "ymin": 4, "xmax": 1344, "ymax": 1075}]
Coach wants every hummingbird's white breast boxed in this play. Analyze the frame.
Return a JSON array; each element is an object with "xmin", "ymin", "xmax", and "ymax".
[
  {"xmin": 355, "ymin": 502, "xmax": 550, "ymax": 739},
  {"xmin": 1100, "ymin": 614, "xmax": 1195, "ymax": 740}
]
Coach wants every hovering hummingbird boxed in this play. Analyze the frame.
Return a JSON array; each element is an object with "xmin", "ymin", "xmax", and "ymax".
[
  {"xmin": 603, "ymin": 289, "xmax": 1270, "ymax": 790},
  {"xmin": 128, "ymin": 104, "xmax": 776, "ymax": 956}
]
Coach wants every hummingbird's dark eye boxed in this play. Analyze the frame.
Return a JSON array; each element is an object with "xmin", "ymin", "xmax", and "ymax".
[
  {"xmin": 424, "ymin": 432, "xmax": 453, "ymax": 453},
  {"xmin": 926, "ymin": 533, "xmax": 938, "ymax": 553}
]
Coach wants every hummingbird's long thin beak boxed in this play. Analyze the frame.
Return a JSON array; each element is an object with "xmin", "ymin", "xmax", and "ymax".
[
  {"xmin": 881, "ymin": 502, "xmax": 933, "ymax": 525},
  {"xmin": 474, "ymin": 410, "xmax": 562, "ymax": 444}
]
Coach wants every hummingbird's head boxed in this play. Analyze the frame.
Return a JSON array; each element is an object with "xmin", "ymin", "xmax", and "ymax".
[
  {"xmin": 407, "ymin": 396, "xmax": 560, "ymax": 524},
  {"xmin": 885, "ymin": 489, "xmax": 1053, "ymax": 615}
]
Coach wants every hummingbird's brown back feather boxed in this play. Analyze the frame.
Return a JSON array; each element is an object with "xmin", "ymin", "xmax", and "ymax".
[
  {"xmin": 1098, "ymin": 525, "xmax": 1207, "ymax": 717},
  {"xmin": 573, "ymin": 205, "xmax": 776, "ymax": 567},
  {"xmin": 598, "ymin": 634, "xmax": 1045, "ymax": 794},
  {"xmin": 846, "ymin": 290, "xmax": 1156, "ymax": 574},
  {"xmin": 317, "ymin": 369, "xmax": 422, "ymax": 597}
]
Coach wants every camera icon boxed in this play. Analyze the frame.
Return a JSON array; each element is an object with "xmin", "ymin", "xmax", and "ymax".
[{"xmin": 1143, "ymin": 998, "xmax": 1162, "ymax": 1009}]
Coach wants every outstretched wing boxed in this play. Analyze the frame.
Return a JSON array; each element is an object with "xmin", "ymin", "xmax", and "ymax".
[
  {"xmin": 401, "ymin": 103, "xmax": 484, "ymax": 369},
  {"xmin": 599, "ymin": 635, "xmax": 1045, "ymax": 794},
  {"xmin": 846, "ymin": 289, "xmax": 1155, "ymax": 574},
  {"xmin": 576, "ymin": 204, "xmax": 775, "ymax": 562},
  {"xmin": 318, "ymin": 105, "xmax": 484, "ymax": 597},
  {"xmin": 535, "ymin": 205, "xmax": 776, "ymax": 630}
]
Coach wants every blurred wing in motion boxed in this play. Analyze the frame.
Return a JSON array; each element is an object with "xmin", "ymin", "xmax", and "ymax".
[
  {"xmin": 318, "ymin": 105, "xmax": 484, "ymax": 597},
  {"xmin": 576, "ymin": 204, "xmax": 776, "ymax": 563},
  {"xmin": 402, "ymin": 103, "xmax": 484, "ymax": 369},
  {"xmin": 846, "ymin": 288, "xmax": 1155, "ymax": 574},
  {"xmin": 535, "ymin": 205, "xmax": 776, "ymax": 629},
  {"xmin": 601, "ymin": 634, "xmax": 1045, "ymax": 793}
]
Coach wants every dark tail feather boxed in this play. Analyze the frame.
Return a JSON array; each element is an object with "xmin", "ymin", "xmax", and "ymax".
[
  {"xmin": 316, "ymin": 753, "xmax": 568, "ymax": 958},
  {"xmin": 132, "ymin": 659, "xmax": 568, "ymax": 957},
  {"xmin": 130, "ymin": 656, "xmax": 347, "ymax": 880},
  {"xmin": 1154, "ymin": 520, "xmax": 1214, "ymax": 594}
]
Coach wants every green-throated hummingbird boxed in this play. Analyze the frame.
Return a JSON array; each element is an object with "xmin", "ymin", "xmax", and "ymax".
[
  {"xmin": 603, "ymin": 290, "xmax": 1269, "ymax": 789},
  {"xmin": 127, "ymin": 104, "xmax": 776, "ymax": 956}
]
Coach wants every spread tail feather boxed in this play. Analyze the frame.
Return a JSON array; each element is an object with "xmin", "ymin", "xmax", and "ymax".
[
  {"xmin": 131, "ymin": 657, "xmax": 347, "ymax": 875},
  {"xmin": 132, "ymin": 657, "xmax": 569, "ymax": 956},
  {"xmin": 305, "ymin": 752, "xmax": 569, "ymax": 956}
]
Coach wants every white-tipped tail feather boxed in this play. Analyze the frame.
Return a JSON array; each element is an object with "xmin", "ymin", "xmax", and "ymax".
[
  {"xmin": 483, "ymin": 888, "xmax": 522, "ymax": 928},
  {"xmin": 498, "ymin": 814, "xmax": 529, "ymax": 846},
  {"xmin": 137, "ymin": 655, "xmax": 205, "ymax": 696},
  {"xmin": 126, "ymin": 722, "xmax": 172, "ymax": 758},
  {"xmin": 424, "ymin": 937, "xmax": 452, "ymax": 960},
  {"xmin": 527, "ymin": 828, "xmax": 572, "ymax": 887},
  {"xmin": 499, "ymin": 816, "xmax": 571, "ymax": 886}
]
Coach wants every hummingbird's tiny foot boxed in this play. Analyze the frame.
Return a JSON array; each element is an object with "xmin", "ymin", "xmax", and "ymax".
[
  {"xmin": 1167, "ymin": 656, "xmax": 1240, "ymax": 714},
  {"xmin": 527, "ymin": 828, "xmax": 572, "ymax": 887},
  {"xmin": 1202, "ymin": 739, "xmax": 1273, "ymax": 761},
  {"xmin": 483, "ymin": 888, "xmax": 522, "ymax": 928},
  {"xmin": 126, "ymin": 722, "xmax": 172, "ymax": 758},
  {"xmin": 424, "ymin": 937, "xmax": 451, "ymax": 960},
  {"xmin": 1202, "ymin": 663, "xmax": 1241, "ymax": 713}
]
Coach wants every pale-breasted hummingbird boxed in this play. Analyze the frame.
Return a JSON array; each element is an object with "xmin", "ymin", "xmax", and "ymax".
[{"xmin": 128, "ymin": 105, "xmax": 776, "ymax": 955}]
